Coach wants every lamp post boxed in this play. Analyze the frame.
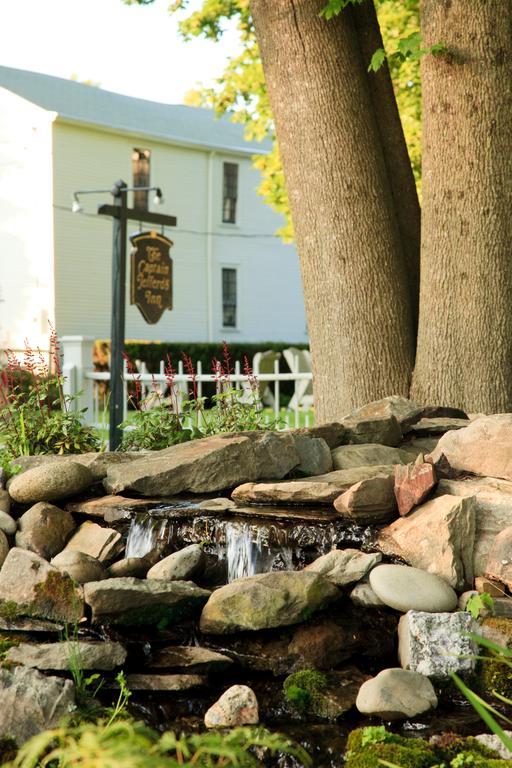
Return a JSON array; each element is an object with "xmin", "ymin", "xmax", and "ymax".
[{"xmin": 72, "ymin": 182, "xmax": 176, "ymax": 449}]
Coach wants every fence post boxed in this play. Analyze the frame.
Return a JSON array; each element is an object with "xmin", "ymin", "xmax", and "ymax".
[{"xmin": 60, "ymin": 336, "xmax": 95, "ymax": 423}]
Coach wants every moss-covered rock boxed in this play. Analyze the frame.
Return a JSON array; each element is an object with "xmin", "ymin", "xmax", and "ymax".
[
  {"xmin": 475, "ymin": 617, "xmax": 512, "ymax": 700},
  {"xmin": 283, "ymin": 667, "xmax": 368, "ymax": 721}
]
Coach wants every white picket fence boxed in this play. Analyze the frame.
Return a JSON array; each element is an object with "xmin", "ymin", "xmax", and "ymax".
[{"xmin": 60, "ymin": 336, "xmax": 314, "ymax": 433}]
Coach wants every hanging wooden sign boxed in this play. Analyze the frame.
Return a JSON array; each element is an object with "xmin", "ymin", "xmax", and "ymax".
[{"xmin": 130, "ymin": 231, "xmax": 173, "ymax": 324}]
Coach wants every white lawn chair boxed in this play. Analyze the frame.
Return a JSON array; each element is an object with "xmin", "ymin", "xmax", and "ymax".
[
  {"xmin": 239, "ymin": 350, "xmax": 281, "ymax": 407},
  {"xmin": 283, "ymin": 347, "xmax": 313, "ymax": 411}
]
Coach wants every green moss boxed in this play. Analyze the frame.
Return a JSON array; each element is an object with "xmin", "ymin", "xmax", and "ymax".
[
  {"xmin": 32, "ymin": 570, "xmax": 82, "ymax": 623},
  {"xmin": 431, "ymin": 733, "xmax": 501, "ymax": 762},
  {"xmin": 283, "ymin": 670, "xmax": 328, "ymax": 713},
  {"xmin": 0, "ymin": 601, "xmax": 21, "ymax": 621},
  {"xmin": 0, "ymin": 634, "xmax": 20, "ymax": 662},
  {"xmin": 345, "ymin": 741, "xmax": 437, "ymax": 768}
]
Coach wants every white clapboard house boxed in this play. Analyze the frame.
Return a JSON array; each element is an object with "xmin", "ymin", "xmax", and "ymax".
[{"xmin": 0, "ymin": 65, "xmax": 307, "ymax": 352}]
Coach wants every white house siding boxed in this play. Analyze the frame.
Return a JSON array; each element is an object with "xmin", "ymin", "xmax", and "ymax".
[
  {"xmin": 0, "ymin": 89, "xmax": 55, "ymax": 350},
  {"xmin": 52, "ymin": 121, "xmax": 307, "ymax": 346}
]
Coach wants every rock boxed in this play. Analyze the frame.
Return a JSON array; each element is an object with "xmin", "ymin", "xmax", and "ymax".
[
  {"xmin": 120, "ymin": 674, "xmax": 204, "ymax": 691},
  {"xmin": 377, "ymin": 495, "xmax": 476, "ymax": 589},
  {"xmin": 419, "ymin": 406, "xmax": 469, "ymax": 421},
  {"xmin": 428, "ymin": 414, "xmax": 512, "ymax": 481},
  {"xmin": 0, "ymin": 530, "xmax": 9, "ymax": 568},
  {"xmin": 475, "ymin": 733, "xmax": 512, "ymax": 760},
  {"xmin": 108, "ymin": 557, "xmax": 150, "ymax": 578},
  {"xmin": 333, "ymin": 475, "xmax": 397, "ymax": 524},
  {"xmin": 0, "ymin": 548, "xmax": 83, "ymax": 622},
  {"xmin": 458, "ymin": 590, "xmax": 480, "ymax": 611},
  {"xmin": 479, "ymin": 617, "xmax": 512, "ymax": 647},
  {"xmin": 398, "ymin": 611, "xmax": 477, "ymax": 678},
  {"xmin": 293, "ymin": 423, "xmax": 345, "ymax": 449},
  {"xmin": 8, "ymin": 461, "xmax": 93, "ymax": 504},
  {"xmin": 232, "ymin": 465, "xmax": 395, "ymax": 505},
  {"xmin": 342, "ymin": 412, "xmax": 402, "ymax": 447},
  {"xmin": 13, "ymin": 451, "xmax": 143, "ymax": 482},
  {"xmin": 474, "ymin": 576, "xmax": 504, "ymax": 597},
  {"xmin": 51, "ymin": 550, "xmax": 108, "ymax": 584},
  {"xmin": 104, "ymin": 432, "xmax": 301, "ymax": 496},
  {"xmin": 200, "ymin": 571, "xmax": 339, "ymax": 634},
  {"xmin": 408, "ymin": 417, "xmax": 469, "ymax": 436},
  {"xmin": 399, "ymin": 436, "xmax": 440, "ymax": 458},
  {"xmin": 0, "ymin": 615, "xmax": 63, "ymax": 633},
  {"xmin": 332, "ymin": 444, "xmax": 412, "ymax": 470},
  {"xmin": 5, "ymin": 640, "xmax": 126, "ymax": 671},
  {"xmin": 0, "ymin": 666, "xmax": 75, "ymax": 745},
  {"xmin": 204, "ymin": 685, "xmax": 259, "ymax": 728},
  {"xmin": 492, "ymin": 598, "xmax": 512, "ymax": 618},
  {"xmin": 0, "ymin": 510, "xmax": 16, "ymax": 535},
  {"xmin": 305, "ymin": 549, "xmax": 381, "ymax": 587},
  {"xmin": 84, "ymin": 577, "xmax": 210, "ymax": 625},
  {"xmin": 356, "ymin": 668, "xmax": 437, "ymax": 720},
  {"xmin": 196, "ymin": 498, "xmax": 237, "ymax": 512},
  {"xmin": 15, "ymin": 502, "xmax": 76, "ymax": 560},
  {"xmin": 147, "ymin": 645, "xmax": 233, "ymax": 672},
  {"xmin": 63, "ymin": 521, "xmax": 122, "ymax": 562},
  {"xmin": 394, "ymin": 457, "xmax": 437, "ymax": 517},
  {"xmin": 146, "ymin": 544, "xmax": 205, "ymax": 581},
  {"xmin": 485, "ymin": 526, "xmax": 512, "ymax": 591},
  {"xmin": 369, "ymin": 564, "xmax": 458, "ymax": 613},
  {"xmin": 292, "ymin": 435, "xmax": 333, "ymax": 476},
  {"xmin": 350, "ymin": 581, "xmax": 385, "ymax": 608},
  {"xmin": 0, "ymin": 488, "xmax": 10, "ymax": 515},
  {"xmin": 66, "ymin": 495, "xmax": 157, "ymax": 520}
]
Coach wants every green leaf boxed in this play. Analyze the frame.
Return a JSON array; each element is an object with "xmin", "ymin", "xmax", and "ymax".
[{"xmin": 368, "ymin": 48, "xmax": 386, "ymax": 72}]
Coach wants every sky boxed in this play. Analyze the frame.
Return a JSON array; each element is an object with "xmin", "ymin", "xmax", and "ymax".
[{"xmin": 1, "ymin": 0, "xmax": 240, "ymax": 104}]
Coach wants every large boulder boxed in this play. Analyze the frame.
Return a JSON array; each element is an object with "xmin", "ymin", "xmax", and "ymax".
[
  {"xmin": 428, "ymin": 414, "xmax": 512, "ymax": 481},
  {"xmin": 356, "ymin": 668, "xmax": 437, "ymax": 720},
  {"xmin": 5, "ymin": 640, "xmax": 126, "ymax": 671},
  {"xmin": 0, "ymin": 666, "xmax": 75, "ymax": 745},
  {"xmin": 377, "ymin": 494, "xmax": 476, "ymax": 589},
  {"xmin": 232, "ymin": 465, "xmax": 395, "ymax": 505},
  {"xmin": 398, "ymin": 611, "xmax": 477, "ymax": 678},
  {"xmin": 0, "ymin": 548, "xmax": 83, "ymax": 623},
  {"xmin": 341, "ymin": 396, "xmax": 421, "ymax": 446},
  {"xmin": 200, "ymin": 571, "xmax": 339, "ymax": 634},
  {"xmin": 332, "ymin": 444, "xmax": 412, "ymax": 470},
  {"xmin": 15, "ymin": 502, "xmax": 76, "ymax": 560},
  {"xmin": 369, "ymin": 564, "xmax": 458, "ymax": 613},
  {"xmin": 104, "ymin": 432, "xmax": 301, "ymax": 496},
  {"xmin": 8, "ymin": 461, "xmax": 93, "ymax": 504},
  {"xmin": 304, "ymin": 549, "xmax": 381, "ymax": 587},
  {"xmin": 333, "ymin": 475, "xmax": 397, "ymax": 524},
  {"xmin": 84, "ymin": 577, "xmax": 210, "ymax": 625},
  {"xmin": 292, "ymin": 436, "xmax": 333, "ymax": 475},
  {"xmin": 435, "ymin": 476, "xmax": 512, "ymax": 576},
  {"xmin": 204, "ymin": 685, "xmax": 259, "ymax": 728}
]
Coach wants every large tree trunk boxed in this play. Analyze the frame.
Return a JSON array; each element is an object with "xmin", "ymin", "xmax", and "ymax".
[
  {"xmin": 411, "ymin": 0, "xmax": 512, "ymax": 412},
  {"xmin": 352, "ymin": 0, "xmax": 421, "ymax": 333},
  {"xmin": 251, "ymin": 0, "xmax": 416, "ymax": 420}
]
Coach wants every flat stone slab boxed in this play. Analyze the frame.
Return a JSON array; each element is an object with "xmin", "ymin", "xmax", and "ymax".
[
  {"xmin": 232, "ymin": 466, "xmax": 395, "ymax": 505},
  {"xmin": 121, "ymin": 673, "xmax": 205, "ymax": 691},
  {"xmin": 146, "ymin": 645, "xmax": 233, "ymax": 672},
  {"xmin": 369, "ymin": 564, "xmax": 458, "ymax": 613},
  {"xmin": 104, "ymin": 432, "xmax": 301, "ymax": 496},
  {"xmin": 84, "ymin": 577, "xmax": 210, "ymax": 625},
  {"xmin": 0, "ymin": 617, "xmax": 63, "ymax": 633},
  {"xmin": 66, "ymin": 495, "xmax": 163, "ymax": 520},
  {"xmin": 332, "ymin": 444, "xmax": 412, "ymax": 470},
  {"xmin": 6, "ymin": 640, "xmax": 127, "ymax": 671},
  {"xmin": 409, "ymin": 417, "xmax": 469, "ymax": 435}
]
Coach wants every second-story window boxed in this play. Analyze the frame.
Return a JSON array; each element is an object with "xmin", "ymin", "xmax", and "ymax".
[
  {"xmin": 222, "ymin": 162, "xmax": 238, "ymax": 224},
  {"xmin": 222, "ymin": 267, "xmax": 237, "ymax": 328},
  {"xmin": 132, "ymin": 148, "xmax": 150, "ymax": 210}
]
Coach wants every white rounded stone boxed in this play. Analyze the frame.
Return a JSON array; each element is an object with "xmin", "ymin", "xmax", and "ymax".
[{"xmin": 369, "ymin": 564, "xmax": 457, "ymax": 613}]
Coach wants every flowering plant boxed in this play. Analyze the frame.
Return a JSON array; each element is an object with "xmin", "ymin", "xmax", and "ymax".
[{"xmin": 0, "ymin": 328, "xmax": 100, "ymax": 461}]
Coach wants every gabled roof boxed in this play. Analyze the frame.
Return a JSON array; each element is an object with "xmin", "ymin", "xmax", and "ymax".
[{"xmin": 0, "ymin": 65, "xmax": 266, "ymax": 155}]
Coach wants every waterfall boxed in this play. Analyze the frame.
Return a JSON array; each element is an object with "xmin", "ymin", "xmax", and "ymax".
[
  {"xmin": 223, "ymin": 521, "xmax": 294, "ymax": 582},
  {"xmin": 126, "ymin": 516, "xmax": 167, "ymax": 558}
]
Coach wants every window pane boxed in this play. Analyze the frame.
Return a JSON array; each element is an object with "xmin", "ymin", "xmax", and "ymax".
[
  {"xmin": 222, "ymin": 268, "xmax": 237, "ymax": 327},
  {"xmin": 132, "ymin": 148, "xmax": 150, "ymax": 210},
  {"xmin": 222, "ymin": 162, "xmax": 238, "ymax": 223}
]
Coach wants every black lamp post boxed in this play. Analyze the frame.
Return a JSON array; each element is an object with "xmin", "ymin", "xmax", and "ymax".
[{"xmin": 72, "ymin": 181, "xmax": 177, "ymax": 449}]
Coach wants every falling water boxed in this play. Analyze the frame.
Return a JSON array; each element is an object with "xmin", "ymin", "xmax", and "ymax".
[
  {"xmin": 126, "ymin": 516, "xmax": 167, "ymax": 558},
  {"xmin": 222, "ymin": 521, "xmax": 294, "ymax": 582}
]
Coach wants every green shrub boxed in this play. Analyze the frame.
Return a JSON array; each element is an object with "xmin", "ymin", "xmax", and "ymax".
[{"xmin": 10, "ymin": 719, "xmax": 311, "ymax": 768}]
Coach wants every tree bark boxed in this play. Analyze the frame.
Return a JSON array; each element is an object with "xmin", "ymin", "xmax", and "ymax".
[
  {"xmin": 411, "ymin": 0, "xmax": 512, "ymax": 412},
  {"xmin": 251, "ymin": 0, "xmax": 415, "ymax": 420},
  {"xmin": 352, "ymin": 0, "xmax": 421, "ymax": 333}
]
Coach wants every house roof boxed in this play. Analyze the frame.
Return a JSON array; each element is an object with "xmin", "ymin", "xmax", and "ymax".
[{"xmin": 0, "ymin": 65, "xmax": 266, "ymax": 156}]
